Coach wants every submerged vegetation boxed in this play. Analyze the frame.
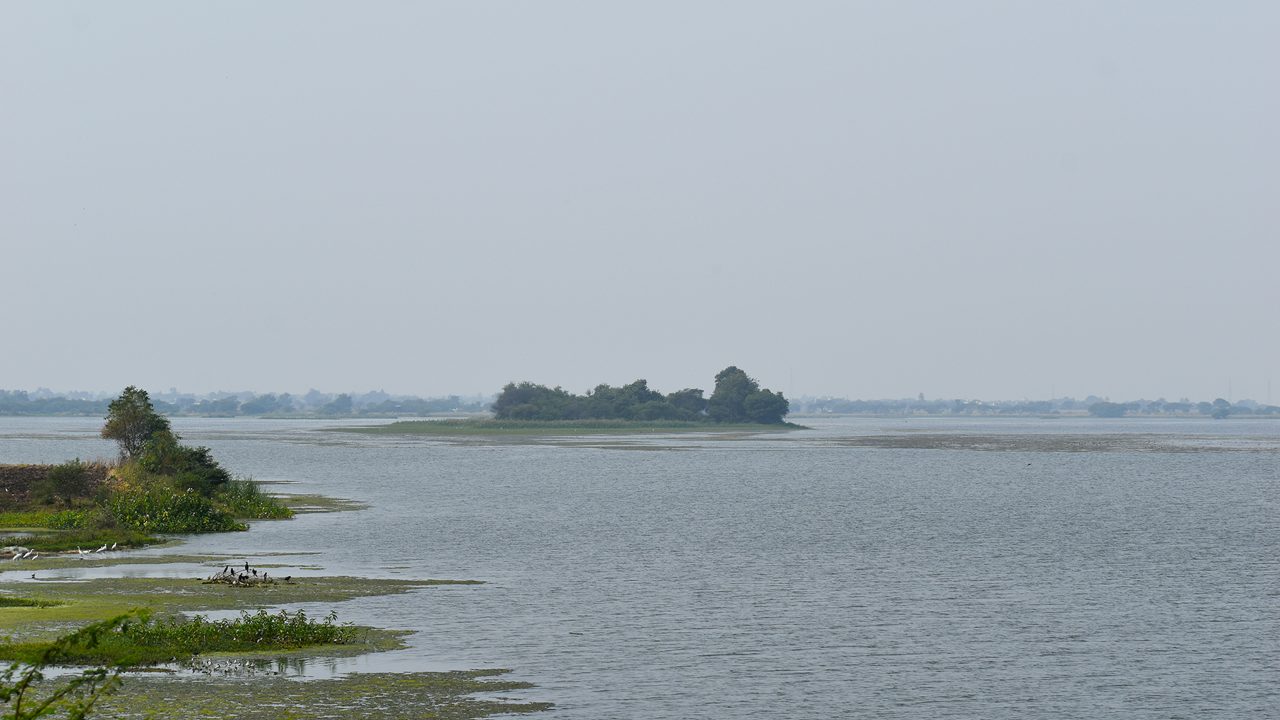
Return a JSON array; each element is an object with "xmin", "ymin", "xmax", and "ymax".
[
  {"xmin": 492, "ymin": 366, "xmax": 790, "ymax": 424},
  {"xmin": 97, "ymin": 669, "xmax": 552, "ymax": 719}
]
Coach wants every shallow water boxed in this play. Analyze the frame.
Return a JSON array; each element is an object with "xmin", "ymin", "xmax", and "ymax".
[{"xmin": 2, "ymin": 415, "xmax": 1277, "ymax": 718}]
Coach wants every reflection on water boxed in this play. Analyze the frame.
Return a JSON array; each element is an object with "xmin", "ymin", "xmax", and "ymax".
[{"xmin": 1, "ymin": 416, "xmax": 1277, "ymax": 719}]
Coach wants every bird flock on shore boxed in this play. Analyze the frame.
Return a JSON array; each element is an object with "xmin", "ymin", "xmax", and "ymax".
[
  {"xmin": 3, "ymin": 542, "xmax": 121, "ymax": 565},
  {"xmin": 205, "ymin": 560, "xmax": 292, "ymax": 587},
  {"xmin": 3, "ymin": 546, "xmax": 40, "ymax": 561}
]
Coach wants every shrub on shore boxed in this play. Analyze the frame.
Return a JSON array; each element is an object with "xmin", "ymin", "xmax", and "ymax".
[{"xmin": 106, "ymin": 488, "xmax": 244, "ymax": 534}]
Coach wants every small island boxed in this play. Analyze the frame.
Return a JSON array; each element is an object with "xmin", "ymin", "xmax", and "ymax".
[{"xmin": 350, "ymin": 366, "xmax": 800, "ymax": 435}]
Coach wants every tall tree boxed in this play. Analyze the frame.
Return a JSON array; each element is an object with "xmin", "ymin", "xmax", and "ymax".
[
  {"xmin": 708, "ymin": 367, "xmax": 789, "ymax": 424},
  {"xmin": 708, "ymin": 366, "xmax": 759, "ymax": 423},
  {"xmin": 101, "ymin": 386, "xmax": 170, "ymax": 460}
]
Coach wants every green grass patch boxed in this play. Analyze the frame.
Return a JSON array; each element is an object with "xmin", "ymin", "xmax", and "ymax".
[
  {"xmin": 0, "ymin": 610, "xmax": 358, "ymax": 666},
  {"xmin": 0, "ymin": 510, "xmax": 62, "ymax": 529},
  {"xmin": 0, "ymin": 596, "xmax": 60, "ymax": 608},
  {"xmin": 0, "ymin": 528, "xmax": 156, "ymax": 553},
  {"xmin": 0, "ymin": 576, "xmax": 477, "ymax": 641},
  {"xmin": 337, "ymin": 418, "xmax": 805, "ymax": 436}
]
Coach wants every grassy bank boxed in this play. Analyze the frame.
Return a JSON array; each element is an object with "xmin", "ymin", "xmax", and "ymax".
[{"xmin": 336, "ymin": 418, "xmax": 805, "ymax": 436}]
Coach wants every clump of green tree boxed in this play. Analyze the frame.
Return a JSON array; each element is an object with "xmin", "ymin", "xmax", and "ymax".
[{"xmin": 491, "ymin": 366, "xmax": 789, "ymax": 424}]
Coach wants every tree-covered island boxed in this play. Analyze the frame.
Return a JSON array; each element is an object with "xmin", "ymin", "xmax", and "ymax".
[
  {"xmin": 492, "ymin": 366, "xmax": 789, "ymax": 424},
  {"xmin": 340, "ymin": 366, "xmax": 795, "ymax": 437}
]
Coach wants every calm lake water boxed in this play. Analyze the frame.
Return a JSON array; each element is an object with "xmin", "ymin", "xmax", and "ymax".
[{"xmin": 1, "ymin": 415, "xmax": 1277, "ymax": 719}]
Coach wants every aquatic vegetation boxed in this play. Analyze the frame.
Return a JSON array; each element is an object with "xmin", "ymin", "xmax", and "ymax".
[
  {"xmin": 0, "ymin": 610, "xmax": 358, "ymax": 667},
  {"xmin": 213, "ymin": 479, "xmax": 293, "ymax": 520},
  {"xmin": 97, "ymin": 669, "xmax": 551, "ymax": 719},
  {"xmin": 0, "ymin": 576, "xmax": 472, "ymax": 641}
]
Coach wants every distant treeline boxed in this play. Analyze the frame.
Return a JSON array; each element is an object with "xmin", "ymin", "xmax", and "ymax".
[
  {"xmin": 0, "ymin": 391, "xmax": 109, "ymax": 416},
  {"xmin": 1084, "ymin": 398, "xmax": 1278, "ymax": 419},
  {"xmin": 8, "ymin": 387, "xmax": 1275, "ymax": 420},
  {"xmin": 492, "ymin": 366, "xmax": 790, "ymax": 424},
  {"xmin": 0, "ymin": 389, "xmax": 489, "ymax": 417},
  {"xmin": 791, "ymin": 395, "xmax": 1280, "ymax": 417}
]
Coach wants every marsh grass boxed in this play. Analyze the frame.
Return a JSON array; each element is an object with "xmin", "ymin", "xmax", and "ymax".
[
  {"xmin": 213, "ymin": 480, "xmax": 293, "ymax": 520},
  {"xmin": 0, "ymin": 597, "xmax": 60, "ymax": 609},
  {"xmin": 0, "ymin": 610, "xmax": 357, "ymax": 666}
]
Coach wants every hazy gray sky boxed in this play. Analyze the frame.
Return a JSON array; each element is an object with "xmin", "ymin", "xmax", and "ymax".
[{"xmin": 3, "ymin": 2, "xmax": 1276, "ymax": 401}]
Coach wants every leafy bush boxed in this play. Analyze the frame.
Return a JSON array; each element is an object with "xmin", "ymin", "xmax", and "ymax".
[
  {"xmin": 214, "ymin": 480, "xmax": 293, "ymax": 520},
  {"xmin": 136, "ymin": 432, "xmax": 229, "ymax": 494},
  {"xmin": 107, "ymin": 489, "xmax": 245, "ymax": 534},
  {"xmin": 32, "ymin": 460, "xmax": 92, "ymax": 507},
  {"xmin": 45, "ymin": 509, "xmax": 89, "ymax": 530}
]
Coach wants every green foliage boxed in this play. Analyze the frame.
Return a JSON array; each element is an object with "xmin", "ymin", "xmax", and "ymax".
[
  {"xmin": 708, "ymin": 366, "xmax": 790, "ymax": 424},
  {"xmin": 742, "ymin": 388, "xmax": 789, "ymax": 424},
  {"xmin": 32, "ymin": 460, "xmax": 93, "ymax": 507},
  {"xmin": 137, "ymin": 431, "xmax": 230, "ymax": 494},
  {"xmin": 0, "ymin": 510, "xmax": 59, "ymax": 529},
  {"xmin": 0, "ymin": 613, "xmax": 137, "ymax": 719},
  {"xmin": 100, "ymin": 387, "xmax": 170, "ymax": 460},
  {"xmin": 107, "ymin": 488, "xmax": 244, "ymax": 534},
  {"xmin": 0, "ymin": 611, "xmax": 356, "ymax": 667},
  {"xmin": 45, "ymin": 508, "xmax": 93, "ymax": 530},
  {"xmin": 491, "ymin": 367, "xmax": 788, "ymax": 424},
  {"xmin": 213, "ymin": 480, "xmax": 293, "ymax": 520}
]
